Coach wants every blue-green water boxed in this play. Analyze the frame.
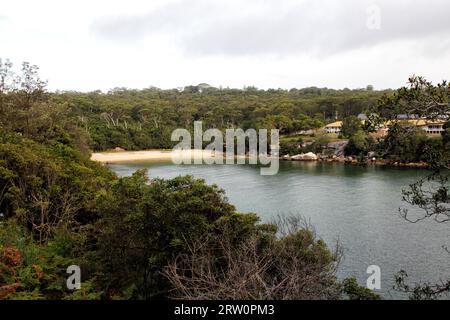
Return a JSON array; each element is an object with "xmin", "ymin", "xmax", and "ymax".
[{"xmin": 109, "ymin": 161, "xmax": 449, "ymax": 299}]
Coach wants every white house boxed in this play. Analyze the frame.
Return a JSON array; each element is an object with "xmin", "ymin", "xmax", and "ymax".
[
  {"xmin": 324, "ymin": 121, "xmax": 343, "ymax": 134},
  {"xmin": 382, "ymin": 119, "xmax": 446, "ymax": 136},
  {"xmin": 418, "ymin": 120, "xmax": 446, "ymax": 135},
  {"xmin": 324, "ymin": 118, "xmax": 446, "ymax": 136}
]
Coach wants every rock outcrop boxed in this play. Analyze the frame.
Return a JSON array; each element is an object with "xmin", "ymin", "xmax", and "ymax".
[{"xmin": 291, "ymin": 152, "xmax": 318, "ymax": 161}]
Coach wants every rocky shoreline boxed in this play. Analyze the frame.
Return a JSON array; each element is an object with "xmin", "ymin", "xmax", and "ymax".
[
  {"xmin": 92, "ymin": 149, "xmax": 431, "ymax": 169},
  {"xmin": 281, "ymin": 152, "xmax": 430, "ymax": 168}
]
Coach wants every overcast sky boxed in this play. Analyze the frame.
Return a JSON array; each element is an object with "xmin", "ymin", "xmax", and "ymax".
[{"xmin": 1, "ymin": 0, "xmax": 449, "ymax": 91}]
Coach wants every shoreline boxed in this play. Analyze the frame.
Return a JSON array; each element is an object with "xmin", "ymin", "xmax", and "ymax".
[
  {"xmin": 91, "ymin": 149, "xmax": 431, "ymax": 169},
  {"xmin": 91, "ymin": 149, "xmax": 248, "ymax": 164},
  {"xmin": 285, "ymin": 156, "xmax": 430, "ymax": 169},
  {"xmin": 91, "ymin": 149, "xmax": 217, "ymax": 163}
]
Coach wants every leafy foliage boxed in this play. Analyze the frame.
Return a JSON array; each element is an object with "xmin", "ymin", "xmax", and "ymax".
[
  {"xmin": 342, "ymin": 277, "xmax": 381, "ymax": 300},
  {"xmin": 341, "ymin": 116, "xmax": 362, "ymax": 138},
  {"xmin": 165, "ymin": 216, "xmax": 344, "ymax": 300},
  {"xmin": 344, "ymin": 130, "xmax": 374, "ymax": 158},
  {"xmin": 373, "ymin": 77, "xmax": 449, "ymax": 299}
]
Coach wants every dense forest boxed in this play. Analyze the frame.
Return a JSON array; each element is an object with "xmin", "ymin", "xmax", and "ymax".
[
  {"xmin": 53, "ymin": 84, "xmax": 388, "ymax": 151},
  {"xmin": 0, "ymin": 59, "xmax": 448, "ymax": 300}
]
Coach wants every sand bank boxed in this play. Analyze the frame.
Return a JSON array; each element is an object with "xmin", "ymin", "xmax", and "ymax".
[{"xmin": 91, "ymin": 149, "xmax": 227, "ymax": 163}]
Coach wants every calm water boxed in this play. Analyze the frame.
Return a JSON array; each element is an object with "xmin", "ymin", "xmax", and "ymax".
[{"xmin": 109, "ymin": 161, "xmax": 449, "ymax": 299}]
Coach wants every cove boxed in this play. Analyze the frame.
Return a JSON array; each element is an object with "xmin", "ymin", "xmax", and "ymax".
[{"xmin": 109, "ymin": 160, "xmax": 450, "ymax": 299}]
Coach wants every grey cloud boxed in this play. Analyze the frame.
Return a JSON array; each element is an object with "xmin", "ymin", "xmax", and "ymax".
[
  {"xmin": 90, "ymin": 1, "xmax": 224, "ymax": 42},
  {"xmin": 90, "ymin": 0, "xmax": 450, "ymax": 57}
]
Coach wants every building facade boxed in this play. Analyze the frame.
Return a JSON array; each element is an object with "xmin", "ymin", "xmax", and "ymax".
[{"xmin": 324, "ymin": 121, "xmax": 343, "ymax": 134}]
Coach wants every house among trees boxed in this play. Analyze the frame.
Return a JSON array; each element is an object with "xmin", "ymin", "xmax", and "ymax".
[
  {"xmin": 324, "ymin": 118, "xmax": 446, "ymax": 136},
  {"xmin": 324, "ymin": 121, "xmax": 343, "ymax": 133},
  {"xmin": 397, "ymin": 119, "xmax": 446, "ymax": 135}
]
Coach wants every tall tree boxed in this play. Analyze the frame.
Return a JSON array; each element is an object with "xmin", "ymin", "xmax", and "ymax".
[{"xmin": 373, "ymin": 76, "xmax": 449, "ymax": 299}]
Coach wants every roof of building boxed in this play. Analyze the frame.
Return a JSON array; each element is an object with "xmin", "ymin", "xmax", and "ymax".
[
  {"xmin": 324, "ymin": 119, "xmax": 446, "ymax": 130},
  {"xmin": 325, "ymin": 121, "xmax": 343, "ymax": 128},
  {"xmin": 396, "ymin": 114, "xmax": 419, "ymax": 120},
  {"xmin": 386, "ymin": 119, "xmax": 446, "ymax": 126}
]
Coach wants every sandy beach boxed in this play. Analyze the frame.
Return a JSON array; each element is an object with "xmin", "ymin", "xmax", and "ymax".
[{"xmin": 91, "ymin": 149, "xmax": 226, "ymax": 163}]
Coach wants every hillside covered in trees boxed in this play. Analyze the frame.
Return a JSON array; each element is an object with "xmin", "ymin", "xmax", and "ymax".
[
  {"xmin": 1, "ymin": 60, "xmax": 384, "ymax": 300},
  {"xmin": 53, "ymin": 84, "xmax": 388, "ymax": 151}
]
